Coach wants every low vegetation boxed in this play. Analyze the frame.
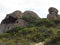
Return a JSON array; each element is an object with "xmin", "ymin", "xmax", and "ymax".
[{"xmin": 0, "ymin": 18, "xmax": 60, "ymax": 45}]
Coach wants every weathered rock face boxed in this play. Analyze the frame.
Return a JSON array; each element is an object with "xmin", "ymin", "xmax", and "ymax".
[
  {"xmin": 47, "ymin": 7, "xmax": 60, "ymax": 20},
  {"xmin": 23, "ymin": 11, "xmax": 39, "ymax": 19},
  {"xmin": 0, "ymin": 10, "xmax": 39, "ymax": 33},
  {"xmin": 23, "ymin": 11, "xmax": 40, "ymax": 22},
  {"xmin": 7, "ymin": 10, "xmax": 23, "ymax": 19},
  {"xmin": 1, "ymin": 16, "xmax": 17, "ymax": 24},
  {"xmin": 0, "ymin": 11, "xmax": 25, "ymax": 33}
]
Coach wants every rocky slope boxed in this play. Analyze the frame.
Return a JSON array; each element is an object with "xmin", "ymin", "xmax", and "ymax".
[
  {"xmin": 0, "ymin": 7, "xmax": 60, "ymax": 45},
  {"xmin": 0, "ymin": 10, "xmax": 39, "ymax": 33}
]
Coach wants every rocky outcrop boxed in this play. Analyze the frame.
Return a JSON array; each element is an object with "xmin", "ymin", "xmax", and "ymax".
[
  {"xmin": 47, "ymin": 7, "xmax": 60, "ymax": 20},
  {"xmin": 7, "ymin": 10, "xmax": 23, "ymax": 19},
  {"xmin": 23, "ymin": 11, "xmax": 40, "ymax": 22},
  {"xmin": 0, "ymin": 10, "xmax": 39, "ymax": 33},
  {"xmin": 23, "ymin": 11, "xmax": 39, "ymax": 19}
]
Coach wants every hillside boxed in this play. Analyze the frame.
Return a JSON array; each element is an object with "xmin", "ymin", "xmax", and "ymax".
[{"xmin": 0, "ymin": 7, "xmax": 60, "ymax": 45}]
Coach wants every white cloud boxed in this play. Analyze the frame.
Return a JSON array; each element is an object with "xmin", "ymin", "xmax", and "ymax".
[{"xmin": 0, "ymin": 0, "xmax": 60, "ymax": 23}]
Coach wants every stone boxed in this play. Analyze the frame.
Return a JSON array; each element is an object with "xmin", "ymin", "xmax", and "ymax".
[
  {"xmin": 47, "ymin": 13, "xmax": 57, "ymax": 20},
  {"xmin": 48, "ymin": 7, "xmax": 58, "ymax": 14},
  {"xmin": 0, "ymin": 10, "xmax": 26, "ymax": 33},
  {"xmin": 6, "ymin": 10, "xmax": 23, "ymax": 19},
  {"xmin": 23, "ymin": 11, "xmax": 40, "ymax": 22},
  {"xmin": 47, "ymin": 7, "xmax": 60, "ymax": 20},
  {"xmin": 1, "ymin": 16, "xmax": 17, "ymax": 24},
  {"xmin": 23, "ymin": 11, "xmax": 39, "ymax": 19}
]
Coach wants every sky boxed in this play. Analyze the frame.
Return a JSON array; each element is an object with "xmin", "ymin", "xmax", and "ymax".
[{"xmin": 0, "ymin": 0, "xmax": 60, "ymax": 23}]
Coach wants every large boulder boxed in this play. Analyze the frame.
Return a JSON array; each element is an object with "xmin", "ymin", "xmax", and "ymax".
[
  {"xmin": 48, "ymin": 7, "xmax": 58, "ymax": 14},
  {"xmin": 47, "ymin": 7, "xmax": 60, "ymax": 20},
  {"xmin": 1, "ymin": 10, "xmax": 23, "ymax": 24},
  {"xmin": 6, "ymin": 10, "xmax": 23, "ymax": 19},
  {"xmin": 0, "ymin": 10, "xmax": 27, "ymax": 33},
  {"xmin": 22, "ymin": 11, "xmax": 40, "ymax": 22},
  {"xmin": 0, "ymin": 19, "xmax": 27, "ymax": 33}
]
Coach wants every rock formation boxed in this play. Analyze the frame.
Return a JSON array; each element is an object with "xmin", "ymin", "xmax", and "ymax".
[
  {"xmin": 0, "ymin": 10, "xmax": 39, "ymax": 33},
  {"xmin": 23, "ymin": 11, "xmax": 39, "ymax": 19},
  {"xmin": 47, "ymin": 7, "xmax": 60, "ymax": 20},
  {"xmin": 23, "ymin": 11, "xmax": 39, "ymax": 22}
]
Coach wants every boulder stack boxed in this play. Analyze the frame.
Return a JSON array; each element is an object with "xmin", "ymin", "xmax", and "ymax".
[
  {"xmin": 47, "ymin": 7, "xmax": 60, "ymax": 20},
  {"xmin": 0, "ymin": 10, "xmax": 39, "ymax": 33}
]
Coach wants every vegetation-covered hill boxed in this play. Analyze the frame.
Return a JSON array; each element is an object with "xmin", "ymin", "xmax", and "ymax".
[
  {"xmin": 0, "ymin": 7, "xmax": 60, "ymax": 45},
  {"xmin": 0, "ymin": 18, "xmax": 60, "ymax": 45}
]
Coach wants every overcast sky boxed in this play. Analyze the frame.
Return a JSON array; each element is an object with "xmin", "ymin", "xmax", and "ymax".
[{"xmin": 0, "ymin": 0, "xmax": 60, "ymax": 23}]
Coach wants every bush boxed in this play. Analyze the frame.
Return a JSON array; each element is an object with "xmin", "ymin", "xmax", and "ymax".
[
  {"xmin": 35, "ymin": 18, "xmax": 56, "ymax": 27},
  {"xmin": 44, "ymin": 36, "xmax": 60, "ymax": 45}
]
